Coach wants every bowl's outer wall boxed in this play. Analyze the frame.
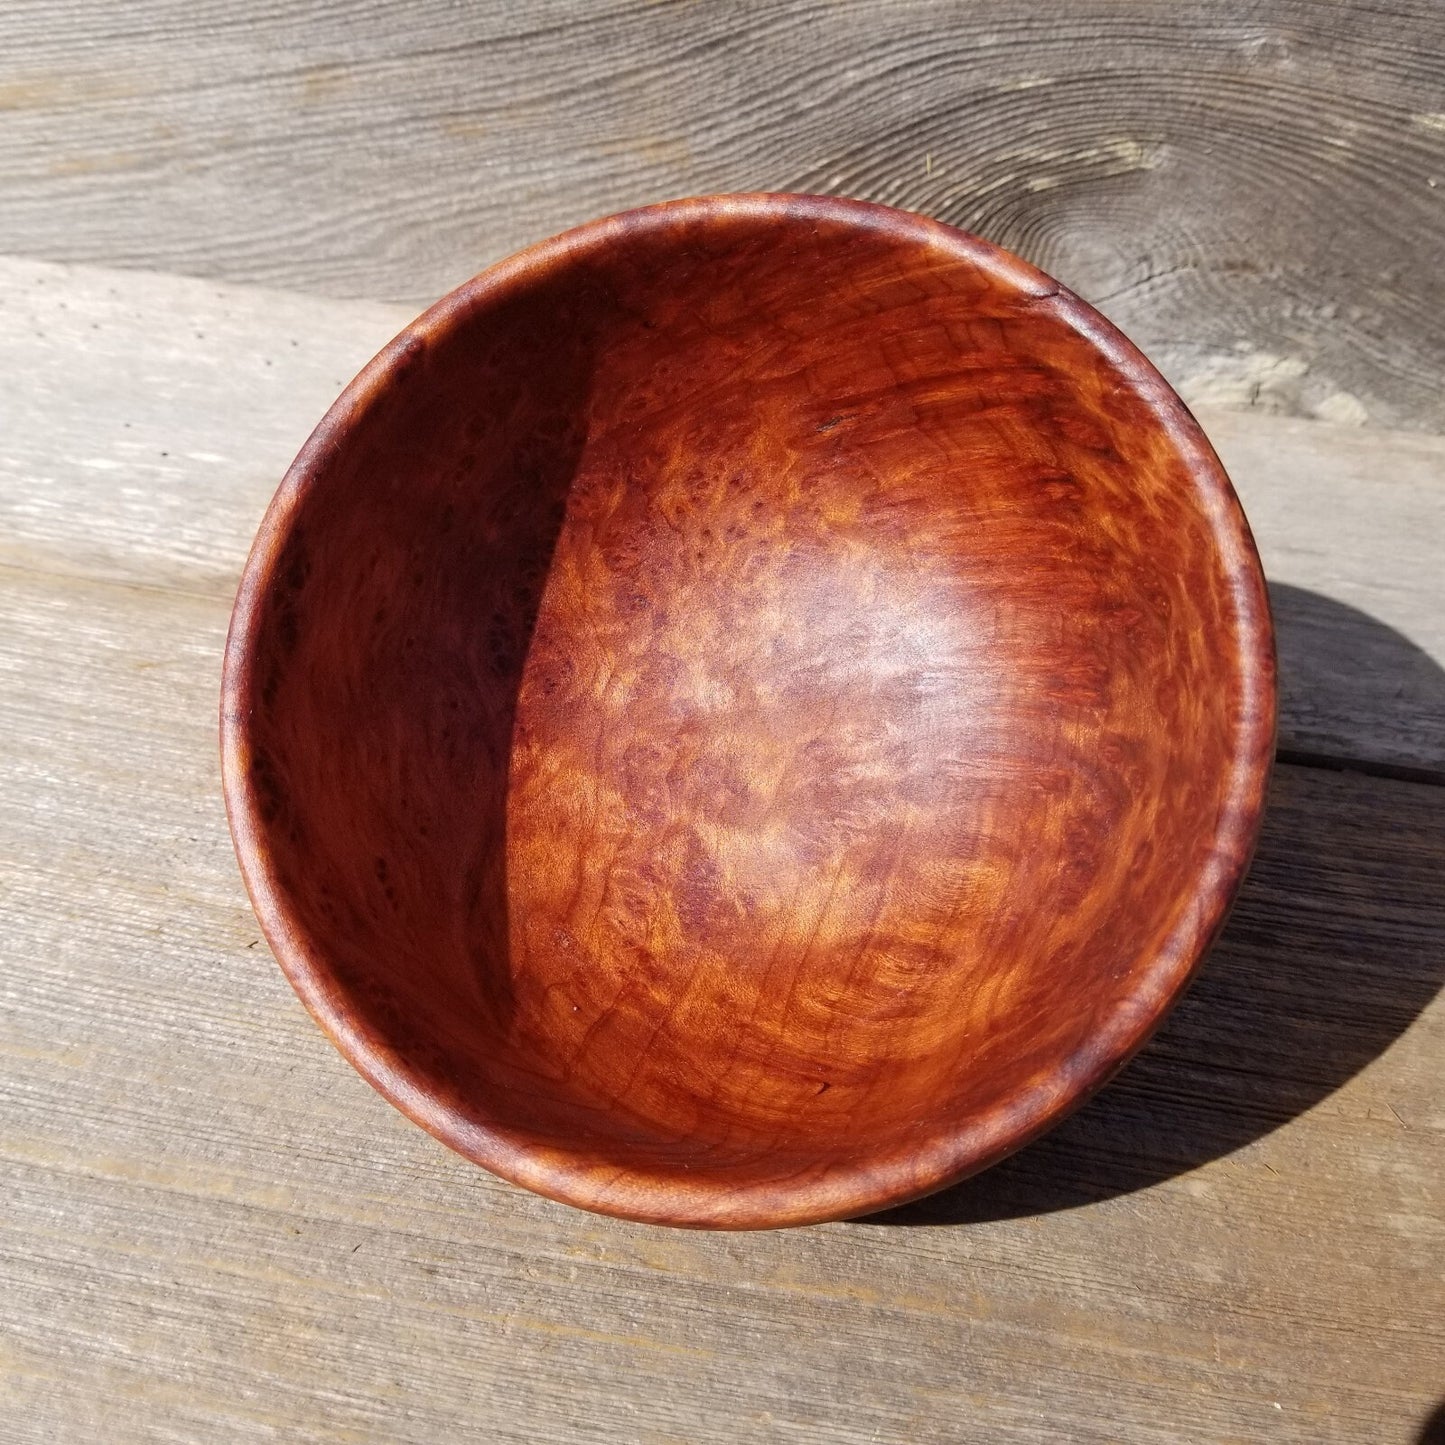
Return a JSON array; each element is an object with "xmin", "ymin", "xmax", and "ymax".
[{"xmin": 221, "ymin": 194, "xmax": 1276, "ymax": 1228}]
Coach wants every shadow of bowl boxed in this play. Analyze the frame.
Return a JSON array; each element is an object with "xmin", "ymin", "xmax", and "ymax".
[
  {"xmin": 868, "ymin": 584, "xmax": 1445, "ymax": 1225},
  {"xmin": 1418, "ymin": 1399, "xmax": 1445, "ymax": 1445}
]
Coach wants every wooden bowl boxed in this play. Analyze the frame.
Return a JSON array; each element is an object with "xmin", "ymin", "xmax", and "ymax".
[{"xmin": 222, "ymin": 195, "xmax": 1275, "ymax": 1229}]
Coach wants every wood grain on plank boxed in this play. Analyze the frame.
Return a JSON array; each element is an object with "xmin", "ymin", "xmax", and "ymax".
[
  {"xmin": 0, "ymin": 553, "xmax": 1440, "ymax": 1441},
  {"xmin": 2, "ymin": 255, "xmax": 1441, "ymax": 774},
  {"xmin": 0, "ymin": 255, "xmax": 1442, "ymax": 1441},
  {"xmin": 2, "ymin": 1, "xmax": 1444, "ymax": 428},
  {"xmin": 1212, "ymin": 415, "xmax": 1445, "ymax": 780}
]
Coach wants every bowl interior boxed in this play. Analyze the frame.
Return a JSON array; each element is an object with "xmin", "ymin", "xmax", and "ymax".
[{"xmin": 226, "ymin": 198, "xmax": 1272, "ymax": 1226}]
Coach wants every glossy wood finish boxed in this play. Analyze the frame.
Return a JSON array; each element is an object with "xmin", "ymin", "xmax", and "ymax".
[{"xmin": 221, "ymin": 195, "xmax": 1275, "ymax": 1228}]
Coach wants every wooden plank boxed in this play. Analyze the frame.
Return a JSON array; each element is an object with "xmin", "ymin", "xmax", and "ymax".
[
  {"xmin": 0, "ymin": 257, "xmax": 407, "ymax": 593},
  {"xmin": 0, "ymin": 255, "xmax": 1442, "ymax": 1442},
  {"xmin": 2, "ymin": 255, "xmax": 1442, "ymax": 773},
  {"xmin": 2, "ymin": 1, "xmax": 1443, "ymax": 430},
  {"xmin": 1207, "ymin": 411, "xmax": 1445, "ymax": 780},
  {"xmin": 0, "ymin": 544, "xmax": 1441, "ymax": 1441}
]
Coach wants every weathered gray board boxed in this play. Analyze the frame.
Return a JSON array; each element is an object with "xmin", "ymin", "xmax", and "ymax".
[
  {"xmin": 0, "ymin": 257, "xmax": 1441, "ymax": 1443},
  {"xmin": 2, "ymin": 1, "xmax": 1444, "ymax": 427}
]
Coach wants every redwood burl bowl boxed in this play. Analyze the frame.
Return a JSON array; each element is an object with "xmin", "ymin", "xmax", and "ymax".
[{"xmin": 221, "ymin": 194, "xmax": 1275, "ymax": 1229}]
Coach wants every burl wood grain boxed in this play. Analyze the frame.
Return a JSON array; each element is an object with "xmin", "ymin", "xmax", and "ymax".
[{"xmin": 222, "ymin": 195, "xmax": 1275, "ymax": 1228}]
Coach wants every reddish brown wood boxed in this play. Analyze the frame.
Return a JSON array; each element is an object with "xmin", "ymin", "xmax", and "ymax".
[{"xmin": 221, "ymin": 195, "xmax": 1275, "ymax": 1229}]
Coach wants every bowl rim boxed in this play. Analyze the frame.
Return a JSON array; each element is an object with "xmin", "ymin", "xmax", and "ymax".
[{"xmin": 220, "ymin": 192, "xmax": 1277, "ymax": 1230}]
